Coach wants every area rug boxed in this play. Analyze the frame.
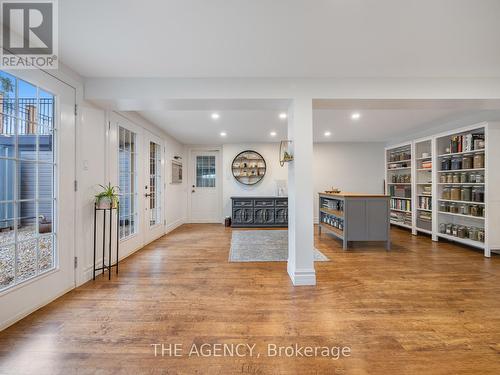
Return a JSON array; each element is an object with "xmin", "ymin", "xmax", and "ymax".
[{"xmin": 229, "ymin": 230, "xmax": 329, "ymax": 262}]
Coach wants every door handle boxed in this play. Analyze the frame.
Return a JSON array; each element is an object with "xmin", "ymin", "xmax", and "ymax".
[{"xmin": 145, "ymin": 193, "xmax": 152, "ymax": 197}]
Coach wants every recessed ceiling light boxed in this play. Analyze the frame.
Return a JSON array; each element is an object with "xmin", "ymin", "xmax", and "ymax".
[
  {"xmin": 351, "ymin": 112, "xmax": 361, "ymax": 120},
  {"xmin": 270, "ymin": 131, "xmax": 277, "ymax": 137},
  {"xmin": 220, "ymin": 131, "xmax": 227, "ymax": 137},
  {"xmin": 279, "ymin": 113, "xmax": 287, "ymax": 119},
  {"xmin": 324, "ymin": 131, "xmax": 332, "ymax": 137},
  {"xmin": 211, "ymin": 113, "xmax": 220, "ymax": 120}
]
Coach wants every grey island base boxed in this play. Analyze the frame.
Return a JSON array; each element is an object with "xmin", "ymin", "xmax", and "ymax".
[{"xmin": 318, "ymin": 192, "xmax": 391, "ymax": 250}]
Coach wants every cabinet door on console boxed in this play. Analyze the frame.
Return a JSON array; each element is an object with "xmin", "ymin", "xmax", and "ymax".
[
  {"xmin": 275, "ymin": 207, "xmax": 288, "ymax": 224},
  {"xmin": 254, "ymin": 208, "xmax": 275, "ymax": 225},
  {"xmin": 233, "ymin": 208, "xmax": 254, "ymax": 224}
]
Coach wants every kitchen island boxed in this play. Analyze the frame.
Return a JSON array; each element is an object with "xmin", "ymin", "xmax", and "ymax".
[{"xmin": 318, "ymin": 192, "xmax": 390, "ymax": 250}]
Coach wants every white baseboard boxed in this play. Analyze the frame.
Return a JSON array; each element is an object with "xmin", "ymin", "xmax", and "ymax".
[
  {"xmin": 287, "ymin": 263, "xmax": 316, "ymax": 286},
  {"xmin": 166, "ymin": 218, "xmax": 186, "ymax": 233},
  {"xmin": 0, "ymin": 285, "xmax": 74, "ymax": 331},
  {"xmin": 79, "ymin": 219, "xmax": 187, "ymax": 285}
]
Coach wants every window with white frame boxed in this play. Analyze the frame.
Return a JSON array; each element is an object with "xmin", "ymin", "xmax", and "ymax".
[
  {"xmin": 118, "ymin": 127, "xmax": 137, "ymax": 239},
  {"xmin": 0, "ymin": 71, "xmax": 56, "ymax": 291},
  {"xmin": 196, "ymin": 155, "xmax": 216, "ymax": 188}
]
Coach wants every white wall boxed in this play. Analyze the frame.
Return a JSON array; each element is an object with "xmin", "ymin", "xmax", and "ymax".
[
  {"xmin": 313, "ymin": 142, "xmax": 386, "ymax": 221},
  {"xmin": 222, "ymin": 143, "xmax": 288, "ymax": 217},
  {"xmin": 165, "ymin": 141, "xmax": 188, "ymax": 232},
  {"xmin": 221, "ymin": 142, "xmax": 386, "ymax": 221},
  {"xmin": 76, "ymin": 104, "xmax": 107, "ymax": 285}
]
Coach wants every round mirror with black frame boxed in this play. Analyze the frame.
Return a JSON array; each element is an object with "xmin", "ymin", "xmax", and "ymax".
[{"xmin": 231, "ymin": 150, "xmax": 266, "ymax": 185}]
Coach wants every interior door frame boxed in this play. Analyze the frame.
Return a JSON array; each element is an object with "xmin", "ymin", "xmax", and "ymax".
[
  {"xmin": 0, "ymin": 69, "xmax": 76, "ymax": 330},
  {"xmin": 187, "ymin": 146, "xmax": 223, "ymax": 224},
  {"xmin": 142, "ymin": 130, "xmax": 166, "ymax": 243}
]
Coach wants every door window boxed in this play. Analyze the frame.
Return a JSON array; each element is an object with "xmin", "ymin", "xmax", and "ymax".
[
  {"xmin": 196, "ymin": 155, "xmax": 216, "ymax": 188},
  {"xmin": 0, "ymin": 71, "xmax": 56, "ymax": 291}
]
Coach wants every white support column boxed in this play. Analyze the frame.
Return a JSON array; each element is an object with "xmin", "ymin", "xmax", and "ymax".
[{"xmin": 287, "ymin": 98, "xmax": 316, "ymax": 286}]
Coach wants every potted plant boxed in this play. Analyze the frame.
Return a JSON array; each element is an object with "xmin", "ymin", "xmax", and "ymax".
[{"xmin": 95, "ymin": 183, "xmax": 119, "ymax": 209}]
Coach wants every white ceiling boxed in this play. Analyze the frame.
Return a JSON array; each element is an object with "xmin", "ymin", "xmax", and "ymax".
[
  {"xmin": 139, "ymin": 110, "xmax": 289, "ymax": 144},
  {"xmin": 137, "ymin": 100, "xmax": 500, "ymax": 144},
  {"xmin": 59, "ymin": 0, "xmax": 500, "ymax": 78}
]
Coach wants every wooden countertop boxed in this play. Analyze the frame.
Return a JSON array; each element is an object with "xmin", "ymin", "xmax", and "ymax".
[{"xmin": 319, "ymin": 192, "xmax": 389, "ymax": 198}]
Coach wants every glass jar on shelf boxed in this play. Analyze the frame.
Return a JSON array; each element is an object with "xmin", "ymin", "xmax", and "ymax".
[
  {"xmin": 446, "ymin": 173, "xmax": 453, "ymax": 183},
  {"xmin": 459, "ymin": 204, "xmax": 469, "ymax": 215},
  {"xmin": 472, "ymin": 188, "xmax": 484, "ymax": 203},
  {"xmin": 460, "ymin": 186, "xmax": 472, "ymax": 202},
  {"xmin": 452, "ymin": 173, "xmax": 460, "ymax": 183},
  {"xmin": 441, "ymin": 157, "xmax": 451, "ymax": 171},
  {"xmin": 475, "ymin": 173, "xmax": 484, "ymax": 183},
  {"xmin": 446, "ymin": 224, "xmax": 452, "ymax": 235},
  {"xmin": 451, "ymin": 157, "xmax": 462, "ymax": 170},
  {"xmin": 473, "ymin": 154, "xmax": 484, "ymax": 169},
  {"xmin": 478, "ymin": 228, "xmax": 485, "ymax": 243},
  {"xmin": 450, "ymin": 203, "xmax": 459, "ymax": 214},
  {"xmin": 460, "ymin": 173, "xmax": 468, "ymax": 183},
  {"xmin": 440, "ymin": 174, "xmax": 447, "ymax": 183},
  {"xmin": 452, "ymin": 225, "xmax": 458, "ymax": 237},
  {"xmin": 439, "ymin": 201, "xmax": 449, "ymax": 212},
  {"xmin": 457, "ymin": 226, "xmax": 467, "ymax": 238},
  {"xmin": 450, "ymin": 187, "xmax": 461, "ymax": 201},
  {"xmin": 439, "ymin": 223, "xmax": 446, "ymax": 234},
  {"xmin": 462, "ymin": 155, "xmax": 473, "ymax": 169},
  {"xmin": 442, "ymin": 187, "xmax": 451, "ymax": 200},
  {"xmin": 468, "ymin": 227, "xmax": 478, "ymax": 241}
]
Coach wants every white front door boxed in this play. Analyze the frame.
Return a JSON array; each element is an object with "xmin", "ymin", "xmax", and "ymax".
[
  {"xmin": 143, "ymin": 131, "xmax": 165, "ymax": 243},
  {"xmin": 0, "ymin": 69, "xmax": 75, "ymax": 329},
  {"xmin": 189, "ymin": 150, "xmax": 221, "ymax": 223}
]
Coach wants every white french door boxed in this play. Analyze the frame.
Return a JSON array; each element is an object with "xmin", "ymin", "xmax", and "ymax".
[
  {"xmin": 143, "ymin": 131, "xmax": 165, "ymax": 243},
  {"xmin": 0, "ymin": 69, "xmax": 75, "ymax": 329},
  {"xmin": 189, "ymin": 150, "xmax": 221, "ymax": 223}
]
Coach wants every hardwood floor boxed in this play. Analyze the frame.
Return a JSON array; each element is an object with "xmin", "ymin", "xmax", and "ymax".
[{"xmin": 1, "ymin": 224, "xmax": 500, "ymax": 374}]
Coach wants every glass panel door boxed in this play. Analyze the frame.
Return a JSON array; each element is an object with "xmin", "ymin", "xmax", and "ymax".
[
  {"xmin": 0, "ymin": 71, "xmax": 56, "ymax": 292},
  {"xmin": 148, "ymin": 141, "xmax": 161, "ymax": 226},
  {"xmin": 118, "ymin": 126, "xmax": 137, "ymax": 240},
  {"xmin": 143, "ymin": 132, "xmax": 164, "ymax": 243},
  {"xmin": 0, "ymin": 68, "xmax": 75, "ymax": 328}
]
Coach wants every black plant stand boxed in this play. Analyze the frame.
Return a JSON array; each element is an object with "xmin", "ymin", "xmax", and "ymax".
[{"xmin": 93, "ymin": 203, "xmax": 119, "ymax": 280}]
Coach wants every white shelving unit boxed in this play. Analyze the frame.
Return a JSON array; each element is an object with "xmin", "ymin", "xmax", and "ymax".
[
  {"xmin": 385, "ymin": 143, "xmax": 414, "ymax": 232},
  {"xmin": 385, "ymin": 121, "xmax": 500, "ymax": 257},
  {"xmin": 435, "ymin": 124, "xmax": 489, "ymax": 254},
  {"xmin": 414, "ymin": 138, "xmax": 433, "ymax": 235}
]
